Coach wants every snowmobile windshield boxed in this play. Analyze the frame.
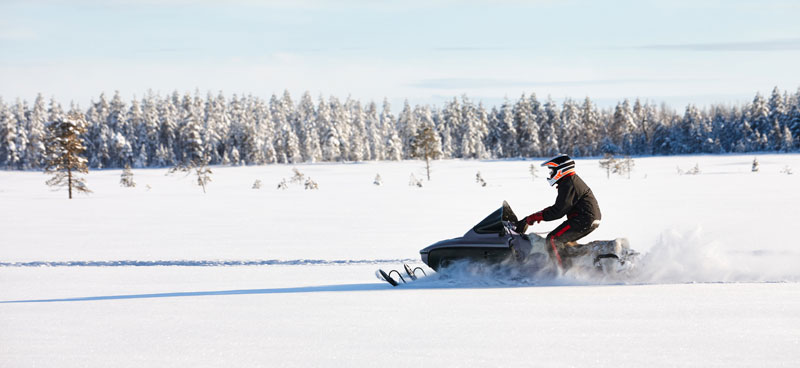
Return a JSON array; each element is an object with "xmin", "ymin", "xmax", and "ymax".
[{"xmin": 472, "ymin": 201, "xmax": 519, "ymax": 235}]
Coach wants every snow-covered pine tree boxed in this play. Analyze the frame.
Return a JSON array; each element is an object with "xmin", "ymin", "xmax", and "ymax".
[
  {"xmin": 364, "ymin": 101, "xmax": 383, "ymax": 161},
  {"xmin": 0, "ymin": 98, "xmax": 21, "ymax": 168},
  {"xmin": 178, "ymin": 93, "xmax": 205, "ymax": 165},
  {"xmin": 440, "ymin": 97, "xmax": 460, "ymax": 158},
  {"xmin": 789, "ymin": 102, "xmax": 800, "ymax": 150},
  {"xmin": 253, "ymin": 96, "xmax": 275, "ymax": 164},
  {"xmin": 297, "ymin": 92, "xmax": 321, "ymax": 162},
  {"xmin": 332, "ymin": 97, "xmax": 351, "ymax": 161},
  {"xmin": 768, "ymin": 87, "xmax": 787, "ymax": 151},
  {"xmin": 512, "ymin": 93, "xmax": 534, "ymax": 157},
  {"xmin": 348, "ymin": 100, "xmax": 368, "ymax": 161},
  {"xmin": 748, "ymin": 93, "xmax": 770, "ymax": 150},
  {"xmin": 579, "ymin": 97, "xmax": 601, "ymax": 156},
  {"xmin": 459, "ymin": 97, "xmax": 485, "ymax": 159},
  {"xmin": 472, "ymin": 102, "xmax": 490, "ymax": 159},
  {"xmin": 120, "ymin": 164, "xmax": 135, "ymax": 187},
  {"xmin": 381, "ymin": 99, "xmax": 403, "ymax": 161},
  {"xmin": 318, "ymin": 96, "xmax": 341, "ymax": 162},
  {"xmin": 609, "ymin": 99, "xmax": 636, "ymax": 154},
  {"xmin": 128, "ymin": 98, "xmax": 148, "ymax": 167},
  {"xmin": 269, "ymin": 94, "xmax": 287, "ymax": 163},
  {"xmin": 485, "ymin": 106, "xmax": 503, "ymax": 157},
  {"xmin": 396, "ymin": 100, "xmax": 416, "ymax": 159},
  {"xmin": 203, "ymin": 92, "xmax": 227, "ymax": 165},
  {"xmin": 44, "ymin": 113, "xmax": 91, "ymax": 199},
  {"xmin": 540, "ymin": 98, "xmax": 560, "ymax": 157},
  {"xmin": 272, "ymin": 93, "xmax": 301, "ymax": 163},
  {"xmin": 560, "ymin": 98, "xmax": 581, "ymax": 157},
  {"xmin": 780, "ymin": 125, "xmax": 793, "ymax": 152},
  {"xmin": 497, "ymin": 99, "xmax": 518, "ymax": 157},
  {"xmin": 47, "ymin": 97, "xmax": 65, "ymax": 131},
  {"xmin": 25, "ymin": 94, "xmax": 48, "ymax": 169}
]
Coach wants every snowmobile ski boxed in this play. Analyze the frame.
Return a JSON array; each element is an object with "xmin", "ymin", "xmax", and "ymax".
[
  {"xmin": 404, "ymin": 264, "xmax": 426, "ymax": 280},
  {"xmin": 375, "ymin": 269, "xmax": 404, "ymax": 286}
]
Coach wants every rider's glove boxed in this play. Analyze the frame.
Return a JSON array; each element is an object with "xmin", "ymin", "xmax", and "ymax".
[{"xmin": 525, "ymin": 212, "xmax": 544, "ymax": 225}]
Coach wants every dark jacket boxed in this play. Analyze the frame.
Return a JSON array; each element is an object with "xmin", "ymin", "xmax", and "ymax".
[{"xmin": 541, "ymin": 173, "xmax": 601, "ymax": 222}]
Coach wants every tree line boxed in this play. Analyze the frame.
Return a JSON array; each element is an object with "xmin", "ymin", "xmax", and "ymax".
[{"xmin": 1, "ymin": 87, "xmax": 799, "ymax": 170}]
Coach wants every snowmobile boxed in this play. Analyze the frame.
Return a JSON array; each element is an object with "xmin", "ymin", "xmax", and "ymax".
[{"xmin": 376, "ymin": 201, "xmax": 638, "ymax": 286}]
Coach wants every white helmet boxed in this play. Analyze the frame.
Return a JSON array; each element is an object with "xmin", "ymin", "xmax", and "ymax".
[{"xmin": 541, "ymin": 154, "xmax": 575, "ymax": 186}]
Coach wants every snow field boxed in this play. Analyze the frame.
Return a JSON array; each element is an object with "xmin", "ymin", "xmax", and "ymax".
[{"xmin": 2, "ymin": 154, "xmax": 800, "ymax": 366}]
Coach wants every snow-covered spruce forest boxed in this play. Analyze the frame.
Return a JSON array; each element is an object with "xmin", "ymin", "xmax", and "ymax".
[{"xmin": 2, "ymin": 87, "xmax": 800, "ymax": 170}]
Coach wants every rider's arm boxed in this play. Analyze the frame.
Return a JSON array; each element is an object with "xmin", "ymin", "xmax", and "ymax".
[{"xmin": 541, "ymin": 180, "xmax": 576, "ymax": 221}]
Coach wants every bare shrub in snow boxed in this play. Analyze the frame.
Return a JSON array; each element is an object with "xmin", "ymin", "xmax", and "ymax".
[
  {"xmin": 780, "ymin": 166, "xmax": 793, "ymax": 175},
  {"xmin": 751, "ymin": 157, "xmax": 759, "ymax": 172},
  {"xmin": 475, "ymin": 171, "xmax": 487, "ymax": 187},
  {"xmin": 373, "ymin": 174, "xmax": 382, "ymax": 186},
  {"xmin": 684, "ymin": 164, "xmax": 701, "ymax": 175},
  {"xmin": 599, "ymin": 155, "xmax": 634, "ymax": 179},
  {"xmin": 615, "ymin": 157, "xmax": 635, "ymax": 179},
  {"xmin": 529, "ymin": 164, "xmax": 538, "ymax": 181},
  {"xmin": 252, "ymin": 179, "xmax": 262, "ymax": 189},
  {"xmin": 599, "ymin": 154, "xmax": 617, "ymax": 179}
]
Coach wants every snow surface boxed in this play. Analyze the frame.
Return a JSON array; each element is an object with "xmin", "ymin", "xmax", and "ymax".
[{"xmin": 2, "ymin": 154, "xmax": 800, "ymax": 367}]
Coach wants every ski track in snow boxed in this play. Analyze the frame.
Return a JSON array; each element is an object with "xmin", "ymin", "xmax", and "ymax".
[{"xmin": 0, "ymin": 258, "xmax": 417, "ymax": 268}]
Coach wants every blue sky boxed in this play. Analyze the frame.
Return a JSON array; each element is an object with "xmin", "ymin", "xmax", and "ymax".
[{"xmin": 1, "ymin": 0, "xmax": 799, "ymax": 110}]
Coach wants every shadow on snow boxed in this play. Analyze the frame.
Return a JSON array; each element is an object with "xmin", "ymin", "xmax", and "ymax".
[{"xmin": 0, "ymin": 283, "xmax": 395, "ymax": 304}]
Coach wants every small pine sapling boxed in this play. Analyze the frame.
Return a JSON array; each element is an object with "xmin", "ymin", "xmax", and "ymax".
[
  {"xmin": 304, "ymin": 177, "xmax": 319, "ymax": 190},
  {"xmin": 751, "ymin": 158, "xmax": 759, "ymax": 172},
  {"xmin": 43, "ymin": 113, "xmax": 92, "ymax": 199},
  {"xmin": 120, "ymin": 164, "xmax": 136, "ymax": 188},
  {"xmin": 475, "ymin": 171, "xmax": 487, "ymax": 187},
  {"xmin": 411, "ymin": 123, "xmax": 441, "ymax": 181},
  {"xmin": 252, "ymin": 179, "xmax": 262, "ymax": 189},
  {"xmin": 373, "ymin": 174, "xmax": 383, "ymax": 186},
  {"xmin": 277, "ymin": 178, "xmax": 288, "ymax": 190},
  {"xmin": 529, "ymin": 164, "xmax": 538, "ymax": 181},
  {"xmin": 409, "ymin": 173, "xmax": 423, "ymax": 188}
]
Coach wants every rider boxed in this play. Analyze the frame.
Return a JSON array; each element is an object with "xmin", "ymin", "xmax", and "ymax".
[{"xmin": 516, "ymin": 154, "xmax": 602, "ymax": 267}]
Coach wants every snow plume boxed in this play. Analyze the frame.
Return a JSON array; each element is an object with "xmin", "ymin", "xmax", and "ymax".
[
  {"xmin": 414, "ymin": 229, "xmax": 800, "ymax": 288},
  {"xmin": 630, "ymin": 229, "xmax": 800, "ymax": 284}
]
